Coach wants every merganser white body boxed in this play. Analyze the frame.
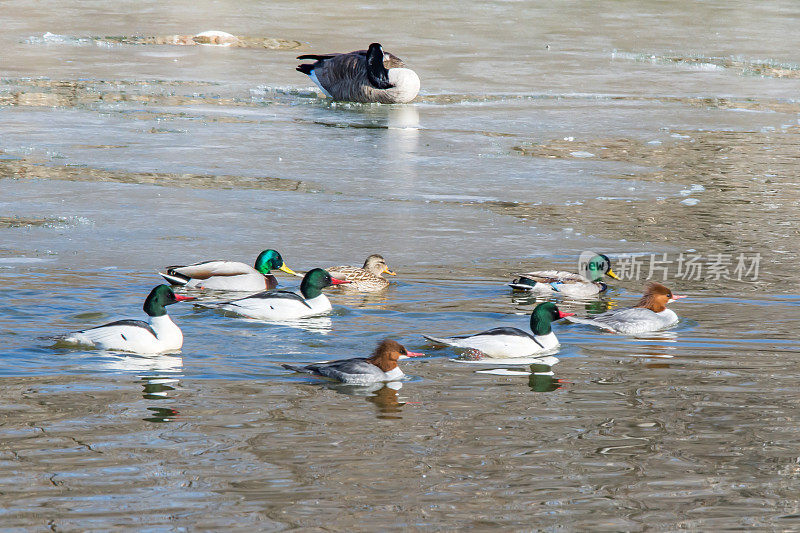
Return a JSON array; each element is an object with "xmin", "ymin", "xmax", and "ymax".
[
  {"xmin": 509, "ymin": 254, "xmax": 620, "ymax": 298},
  {"xmin": 566, "ymin": 282, "xmax": 686, "ymax": 334},
  {"xmin": 55, "ymin": 285, "xmax": 194, "ymax": 354},
  {"xmin": 423, "ymin": 302, "xmax": 574, "ymax": 358},
  {"xmin": 282, "ymin": 339, "xmax": 424, "ymax": 385},
  {"xmin": 159, "ymin": 249, "xmax": 299, "ymax": 292},
  {"xmin": 210, "ymin": 268, "xmax": 348, "ymax": 320}
]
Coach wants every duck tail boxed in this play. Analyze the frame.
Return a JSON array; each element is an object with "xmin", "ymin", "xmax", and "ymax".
[
  {"xmin": 296, "ymin": 64, "xmax": 314, "ymax": 75},
  {"xmin": 421, "ymin": 334, "xmax": 451, "ymax": 346},
  {"xmin": 563, "ymin": 315, "xmax": 617, "ymax": 332},
  {"xmin": 281, "ymin": 363, "xmax": 311, "ymax": 373},
  {"xmin": 159, "ymin": 271, "xmax": 189, "ymax": 286}
]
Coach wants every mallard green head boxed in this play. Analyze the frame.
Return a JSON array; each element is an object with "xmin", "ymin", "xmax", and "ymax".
[
  {"xmin": 143, "ymin": 285, "xmax": 194, "ymax": 317},
  {"xmin": 299, "ymin": 268, "xmax": 350, "ymax": 299},
  {"xmin": 254, "ymin": 249, "xmax": 299, "ymax": 277},
  {"xmin": 530, "ymin": 302, "xmax": 574, "ymax": 336},
  {"xmin": 582, "ymin": 253, "xmax": 619, "ymax": 282}
]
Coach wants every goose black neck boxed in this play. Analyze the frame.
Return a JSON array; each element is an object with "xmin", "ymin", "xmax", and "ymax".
[{"xmin": 366, "ymin": 43, "xmax": 393, "ymax": 89}]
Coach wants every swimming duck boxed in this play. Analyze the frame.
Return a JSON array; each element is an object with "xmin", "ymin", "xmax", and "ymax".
[
  {"xmin": 422, "ymin": 302, "xmax": 574, "ymax": 358},
  {"xmin": 159, "ymin": 249, "xmax": 299, "ymax": 291},
  {"xmin": 509, "ymin": 253, "xmax": 620, "ymax": 298},
  {"xmin": 54, "ymin": 285, "xmax": 194, "ymax": 354},
  {"xmin": 565, "ymin": 282, "xmax": 686, "ymax": 334},
  {"xmin": 210, "ymin": 268, "xmax": 349, "ymax": 320},
  {"xmin": 326, "ymin": 254, "xmax": 396, "ymax": 292},
  {"xmin": 282, "ymin": 339, "xmax": 424, "ymax": 385},
  {"xmin": 296, "ymin": 42, "xmax": 420, "ymax": 104}
]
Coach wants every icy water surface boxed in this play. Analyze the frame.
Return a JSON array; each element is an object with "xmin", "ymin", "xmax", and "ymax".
[{"xmin": 2, "ymin": 0, "xmax": 800, "ymax": 529}]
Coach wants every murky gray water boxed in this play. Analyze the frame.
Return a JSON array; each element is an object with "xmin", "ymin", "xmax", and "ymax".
[{"xmin": 2, "ymin": 0, "xmax": 800, "ymax": 529}]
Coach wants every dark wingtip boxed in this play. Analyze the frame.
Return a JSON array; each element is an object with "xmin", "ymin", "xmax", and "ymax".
[{"xmin": 296, "ymin": 64, "xmax": 313, "ymax": 75}]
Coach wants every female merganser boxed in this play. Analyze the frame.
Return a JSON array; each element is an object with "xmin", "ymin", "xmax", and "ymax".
[
  {"xmin": 296, "ymin": 43, "xmax": 420, "ymax": 104},
  {"xmin": 327, "ymin": 254, "xmax": 396, "ymax": 292},
  {"xmin": 54, "ymin": 285, "xmax": 194, "ymax": 354},
  {"xmin": 422, "ymin": 302, "xmax": 575, "ymax": 358},
  {"xmin": 282, "ymin": 339, "xmax": 424, "ymax": 384},
  {"xmin": 565, "ymin": 282, "xmax": 686, "ymax": 334},
  {"xmin": 509, "ymin": 253, "xmax": 620, "ymax": 298},
  {"xmin": 210, "ymin": 268, "xmax": 349, "ymax": 320},
  {"xmin": 159, "ymin": 249, "xmax": 299, "ymax": 291}
]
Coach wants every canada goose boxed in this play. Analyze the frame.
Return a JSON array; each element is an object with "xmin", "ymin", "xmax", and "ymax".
[{"xmin": 296, "ymin": 43, "xmax": 420, "ymax": 104}]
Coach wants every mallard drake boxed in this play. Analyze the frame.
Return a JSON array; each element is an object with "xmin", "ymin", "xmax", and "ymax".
[
  {"xmin": 296, "ymin": 42, "xmax": 420, "ymax": 104},
  {"xmin": 565, "ymin": 282, "xmax": 686, "ymax": 334},
  {"xmin": 422, "ymin": 302, "xmax": 574, "ymax": 358},
  {"xmin": 326, "ymin": 254, "xmax": 396, "ymax": 292},
  {"xmin": 54, "ymin": 285, "xmax": 194, "ymax": 354},
  {"xmin": 509, "ymin": 253, "xmax": 620, "ymax": 298},
  {"xmin": 159, "ymin": 249, "xmax": 299, "ymax": 291}
]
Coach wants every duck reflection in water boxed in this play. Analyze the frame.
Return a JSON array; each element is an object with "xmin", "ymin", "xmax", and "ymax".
[
  {"xmin": 140, "ymin": 376, "xmax": 182, "ymax": 423},
  {"xmin": 322, "ymin": 381, "xmax": 407, "ymax": 420},
  {"xmin": 476, "ymin": 360, "xmax": 568, "ymax": 393}
]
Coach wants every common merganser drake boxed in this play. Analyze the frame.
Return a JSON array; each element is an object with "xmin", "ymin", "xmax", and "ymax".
[
  {"xmin": 282, "ymin": 339, "xmax": 424, "ymax": 384},
  {"xmin": 422, "ymin": 302, "xmax": 575, "ymax": 358},
  {"xmin": 210, "ymin": 268, "xmax": 349, "ymax": 320},
  {"xmin": 54, "ymin": 285, "xmax": 194, "ymax": 354},
  {"xmin": 327, "ymin": 254, "xmax": 396, "ymax": 292},
  {"xmin": 509, "ymin": 253, "xmax": 620, "ymax": 298},
  {"xmin": 565, "ymin": 282, "xmax": 686, "ymax": 334},
  {"xmin": 296, "ymin": 43, "xmax": 420, "ymax": 104},
  {"xmin": 159, "ymin": 249, "xmax": 299, "ymax": 291}
]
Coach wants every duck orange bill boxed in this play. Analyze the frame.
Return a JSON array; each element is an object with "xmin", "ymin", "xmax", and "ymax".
[
  {"xmin": 404, "ymin": 351, "xmax": 425, "ymax": 357},
  {"xmin": 383, "ymin": 268, "xmax": 397, "ymax": 276},
  {"xmin": 557, "ymin": 311, "xmax": 576, "ymax": 318},
  {"xmin": 330, "ymin": 278, "xmax": 350, "ymax": 285},
  {"xmin": 671, "ymin": 294, "xmax": 687, "ymax": 299},
  {"xmin": 174, "ymin": 294, "xmax": 196, "ymax": 301}
]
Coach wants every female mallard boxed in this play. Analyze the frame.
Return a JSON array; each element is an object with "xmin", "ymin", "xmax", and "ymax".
[
  {"xmin": 508, "ymin": 253, "xmax": 620, "ymax": 298},
  {"xmin": 159, "ymin": 249, "xmax": 299, "ymax": 291},
  {"xmin": 296, "ymin": 42, "xmax": 420, "ymax": 104},
  {"xmin": 326, "ymin": 254, "xmax": 396, "ymax": 292}
]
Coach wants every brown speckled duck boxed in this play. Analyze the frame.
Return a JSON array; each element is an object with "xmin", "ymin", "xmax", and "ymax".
[{"xmin": 326, "ymin": 254, "xmax": 396, "ymax": 292}]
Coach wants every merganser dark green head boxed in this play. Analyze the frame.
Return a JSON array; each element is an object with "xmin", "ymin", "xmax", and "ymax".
[
  {"xmin": 254, "ymin": 249, "xmax": 299, "ymax": 277},
  {"xmin": 530, "ymin": 302, "xmax": 575, "ymax": 336},
  {"xmin": 300, "ymin": 268, "xmax": 350, "ymax": 299},
  {"xmin": 143, "ymin": 285, "xmax": 194, "ymax": 317}
]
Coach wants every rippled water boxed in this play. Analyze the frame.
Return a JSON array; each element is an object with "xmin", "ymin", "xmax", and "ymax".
[{"xmin": 2, "ymin": 0, "xmax": 800, "ymax": 529}]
